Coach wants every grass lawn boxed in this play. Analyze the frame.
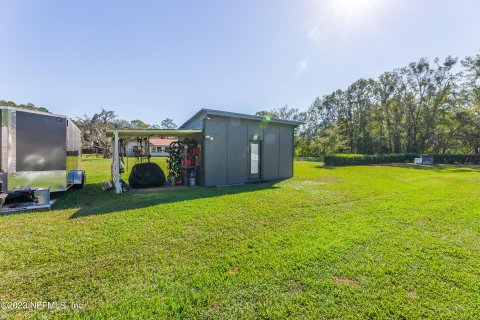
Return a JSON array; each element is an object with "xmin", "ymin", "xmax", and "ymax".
[{"xmin": 1, "ymin": 158, "xmax": 480, "ymax": 319}]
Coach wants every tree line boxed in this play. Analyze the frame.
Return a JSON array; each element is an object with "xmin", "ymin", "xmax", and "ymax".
[
  {"xmin": 258, "ymin": 54, "xmax": 480, "ymax": 156},
  {"xmin": 75, "ymin": 109, "xmax": 177, "ymax": 157},
  {"xmin": 3, "ymin": 53, "xmax": 479, "ymax": 157},
  {"xmin": 0, "ymin": 102, "xmax": 176, "ymax": 157},
  {"xmin": 0, "ymin": 100, "xmax": 50, "ymax": 113}
]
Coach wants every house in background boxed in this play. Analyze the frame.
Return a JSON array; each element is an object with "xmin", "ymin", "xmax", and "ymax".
[{"xmin": 125, "ymin": 137, "xmax": 176, "ymax": 157}]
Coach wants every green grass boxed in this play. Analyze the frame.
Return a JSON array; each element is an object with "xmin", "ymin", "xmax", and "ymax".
[{"xmin": 1, "ymin": 158, "xmax": 480, "ymax": 319}]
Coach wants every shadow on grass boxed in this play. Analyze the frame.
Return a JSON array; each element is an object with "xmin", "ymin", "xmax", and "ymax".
[
  {"xmin": 295, "ymin": 157, "xmax": 324, "ymax": 162},
  {"xmin": 315, "ymin": 165, "xmax": 335, "ymax": 169},
  {"xmin": 54, "ymin": 181, "xmax": 281, "ymax": 219}
]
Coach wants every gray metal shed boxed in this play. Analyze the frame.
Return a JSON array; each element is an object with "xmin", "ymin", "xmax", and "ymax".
[
  {"xmin": 108, "ymin": 109, "xmax": 301, "ymax": 193},
  {"xmin": 180, "ymin": 109, "xmax": 302, "ymax": 186}
]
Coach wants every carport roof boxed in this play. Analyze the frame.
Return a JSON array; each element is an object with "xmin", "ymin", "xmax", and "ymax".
[{"xmin": 106, "ymin": 129, "xmax": 202, "ymax": 138}]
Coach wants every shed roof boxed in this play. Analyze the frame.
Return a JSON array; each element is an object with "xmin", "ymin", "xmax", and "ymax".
[{"xmin": 179, "ymin": 108, "xmax": 303, "ymax": 129}]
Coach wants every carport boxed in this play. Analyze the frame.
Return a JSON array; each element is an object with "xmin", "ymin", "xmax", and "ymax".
[{"xmin": 106, "ymin": 129, "xmax": 202, "ymax": 193}]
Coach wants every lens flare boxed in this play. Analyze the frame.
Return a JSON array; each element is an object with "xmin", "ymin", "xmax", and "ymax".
[{"xmin": 328, "ymin": 0, "xmax": 386, "ymax": 21}]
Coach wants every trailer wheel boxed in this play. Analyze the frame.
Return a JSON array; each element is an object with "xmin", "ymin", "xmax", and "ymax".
[{"xmin": 79, "ymin": 172, "xmax": 86, "ymax": 189}]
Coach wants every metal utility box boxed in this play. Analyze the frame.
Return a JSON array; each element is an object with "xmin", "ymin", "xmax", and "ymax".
[
  {"xmin": 0, "ymin": 107, "xmax": 83, "ymax": 192},
  {"xmin": 414, "ymin": 155, "xmax": 433, "ymax": 165}
]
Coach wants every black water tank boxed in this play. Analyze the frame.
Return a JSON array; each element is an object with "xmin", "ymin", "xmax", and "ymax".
[{"xmin": 128, "ymin": 163, "xmax": 166, "ymax": 188}]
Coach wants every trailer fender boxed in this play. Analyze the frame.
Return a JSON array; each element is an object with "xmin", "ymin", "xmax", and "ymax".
[{"xmin": 68, "ymin": 170, "xmax": 86, "ymax": 188}]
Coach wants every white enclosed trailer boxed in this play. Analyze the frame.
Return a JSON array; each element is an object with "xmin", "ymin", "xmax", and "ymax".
[{"xmin": 0, "ymin": 107, "xmax": 85, "ymax": 208}]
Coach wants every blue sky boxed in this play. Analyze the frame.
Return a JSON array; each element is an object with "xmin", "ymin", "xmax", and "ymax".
[{"xmin": 1, "ymin": 0, "xmax": 479, "ymax": 125}]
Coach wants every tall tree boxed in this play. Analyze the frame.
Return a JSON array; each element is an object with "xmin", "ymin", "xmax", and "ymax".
[
  {"xmin": 374, "ymin": 71, "xmax": 404, "ymax": 153},
  {"xmin": 76, "ymin": 109, "xmax": 119, "ymax": 158},
  {"xmin": 259, "ymin": 54, "xmax": 480, "ymax": 156},
  {"xmin": 160, "ymin": 118, "xmax": 177, "ymax": 129},
  {"xmin": 130, "ymin": 119, "xmax": 150, "ymax": 129},
  {"xmin": 463, "ymin": 54, "xmax": 480, "ymax": 104}
]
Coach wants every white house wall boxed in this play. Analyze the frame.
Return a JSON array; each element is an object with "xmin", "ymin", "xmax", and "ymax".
[{"xmin": 125, "ymin": 141, "xmax": 169, "ymax": 157}]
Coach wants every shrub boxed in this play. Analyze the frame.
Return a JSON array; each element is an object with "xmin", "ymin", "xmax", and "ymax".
[
  {"xmin": 324, "ymin": 153, "xmax": 480, "ymax": 166},
  {"xmin": 324, "ymin": 153, "xmax": 418, "ymax": 166},
  {"xmin": 433, "ymin": 154, "xmax": 480, "ymax": 164}
]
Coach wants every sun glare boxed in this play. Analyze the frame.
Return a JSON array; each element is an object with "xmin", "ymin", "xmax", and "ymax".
[{"xmin": 328, "ymin": 0, "xmax": 385, "ymax": 21}]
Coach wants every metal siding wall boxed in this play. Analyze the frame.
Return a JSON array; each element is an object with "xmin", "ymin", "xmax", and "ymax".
[
  {"xmin": 203, "ymin": 117, "xmax": 295, "ymax": 185},
  {"xmin": 204, "ymin": 117, "xmax": 228, "ymax": 186},
  {"xmin": 227, "ymin": 118, "xmax": 248, "ymax": 184},
  {"xmin": 247, "ymin": 121, "xmax": 264, "ymax": 141},
  {"xmin": 0, "ymin": 111, "xmax": 2, "ymax": 173},
  {"xmin": 279, "ymin": 125, "xmax": 294, "ymax": 178},
  {"xmin": 16, "ymin": 111, "xmax": 66, "ymax": 171},
  {"xmin": 0, "ymin": 111, "xmax": 3, "ymax": 190},
  {"xmin": 66, "ymin": 119, "xmax": 81, "ymax": 171},
  {"xmin": 263, "ymin": 125, "xmax": 280, "ymax": 180}
]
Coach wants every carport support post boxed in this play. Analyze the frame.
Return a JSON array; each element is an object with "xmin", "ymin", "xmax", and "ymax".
[{"xmin": 112, "ymin": 130, "xmax": 122, "ymax": 194}]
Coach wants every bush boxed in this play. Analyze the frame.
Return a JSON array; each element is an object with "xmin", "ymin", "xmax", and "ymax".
[
  {"xmin": 433, "ymin": 154, "xmax": 480, "ymax": 164},
  {"xmin": 324, "ymin": 153, "xmax": 418, "ymax": 166},
  {"xmin": 324, "ymin": 153, "xmax": 480, "ymax": 166}
]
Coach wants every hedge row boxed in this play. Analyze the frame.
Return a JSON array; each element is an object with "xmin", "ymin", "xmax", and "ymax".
[
  {"xmin": 324, "ymin": 153, "xmax": 480, "ymax": 166},
  {"xmin": 324, "ymin": 153, "xmax": 418, "ymax": 166},
  {"xmin": 433, "ymin": 154, "xmax": 480, "ymax": 164}
]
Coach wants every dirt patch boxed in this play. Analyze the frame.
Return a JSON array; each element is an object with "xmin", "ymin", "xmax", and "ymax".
[
  {"xmin": 73, "ymin": 218, "xmax": 88, "ymax": 225},
  {"xmin": 208, "ymin": 300, "xmax": 220, "ymax": 313},
  {"xmin": 474, "ymin": 236, "xmax": 480, "ymax": 246},
  {"xmin": 289, "ymin": 281, "xmax": 302, "ymax": 293},
  {"xmin": 332, "ymin": 276, "xmax": 358, "ymax": 286},
  {"xmin": 184, "ymin": 224, "xmax": 197, "ymax": 233},
  {"xmin": 228, "ymin": 267, "xmax": 238, "ymax": 275}
]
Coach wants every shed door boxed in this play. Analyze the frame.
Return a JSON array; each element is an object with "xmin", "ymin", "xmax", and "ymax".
[{"xmin": 249, "ymin": 141, "xmax": 261, "ymax": 180}]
